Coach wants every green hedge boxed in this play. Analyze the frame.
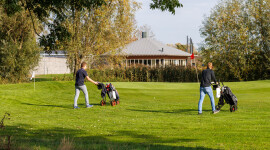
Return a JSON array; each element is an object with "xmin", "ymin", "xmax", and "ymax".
[
  {"xmin": 33, "ymin": 66, "xmax": 201, "ymax": 83},
  {"xmin": 87, "ymin": 66, "xmax": 201, "ymax": 82}
]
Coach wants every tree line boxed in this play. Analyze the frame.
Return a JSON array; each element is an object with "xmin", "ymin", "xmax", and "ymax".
[
  {"xmin": 1, "ymin": 0, "xmax": 269, "ymax": 82},
  {"xmin": 200, "ymin": 0, "xmax": 269, "ymax": 81}
]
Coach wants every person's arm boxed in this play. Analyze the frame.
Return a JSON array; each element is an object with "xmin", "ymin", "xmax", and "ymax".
[
  {"xmin": 211, "ymin": 70, "xmax": 217, "ymax": 84},
  {"xmin": 86, "ymin": 76, "xmax": 98, "ymax": 85}
]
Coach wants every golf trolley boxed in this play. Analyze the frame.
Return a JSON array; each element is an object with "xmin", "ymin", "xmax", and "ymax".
[
  {"xmin": 213, "ymin": 81, "xmax": 238, "ymax": 112},
  {"xmin": 97, "ymin": 83, "xmax": 120, "ymax": 106}
]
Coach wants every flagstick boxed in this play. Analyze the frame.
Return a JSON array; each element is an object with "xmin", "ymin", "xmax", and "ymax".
[
  {"xmin": 194, "ymin": 56, "xmax": 199, "ymax": 83},
  {"xmin": 34, "ymin": 76, "xmax": 35, "ymax": 91},
  {"xmin": 32, "ymin": 71, "xmax": 35, "ymax": 91}
]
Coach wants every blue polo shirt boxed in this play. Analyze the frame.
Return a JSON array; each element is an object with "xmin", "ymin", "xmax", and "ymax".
[{"xmin": 75, "ymin": 68, "xmax": 88, "ymax": 86}]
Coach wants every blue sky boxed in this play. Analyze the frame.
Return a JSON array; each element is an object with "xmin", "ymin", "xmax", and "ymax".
[{"xmin": 135, "ymin": 0, "xmax": 220, "ymax": 48}]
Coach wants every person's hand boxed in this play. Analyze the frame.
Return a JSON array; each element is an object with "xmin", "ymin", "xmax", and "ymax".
[{"xmin": 94, "ymin": 82, "xmax": 99, "ymax": 85}]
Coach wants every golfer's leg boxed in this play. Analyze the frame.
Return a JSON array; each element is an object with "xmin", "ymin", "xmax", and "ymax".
[
  {"xmin": 81, "ymin": 85, "xmax": 90, "ymax": 106},
  {"xmin": 74, "ymin": 86, "xmax": 80, "ymax": 107},
  {"xmin": 198, "ymin": 87, "xmax": 206, "ymax": 113},
  {"xmin": 205, "ymin": 87, "xmax": 216, "ymax": 111}
]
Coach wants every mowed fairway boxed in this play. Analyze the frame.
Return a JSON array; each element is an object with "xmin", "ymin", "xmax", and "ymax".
[{"xmin": 0, "ymin": 80, "xmax": 270, "ymax": 150}]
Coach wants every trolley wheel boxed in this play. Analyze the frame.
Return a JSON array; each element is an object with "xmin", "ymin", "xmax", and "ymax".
[
  {"xmin": 110, "ymin": 101, "xmax": 115, "ymax": 106},
  {"xmin": 230, "ymin": 105, "xmax": 236, "ymax": 112},
  {"xmin": 116, "ymin": 101, "xmax": 120, "ymax": 105},
  {"xmin": 100, "ymin": 100, "xmax": 106, "ymax": 106}
]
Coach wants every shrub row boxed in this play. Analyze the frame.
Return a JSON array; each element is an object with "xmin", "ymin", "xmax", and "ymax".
[{"xmin": 88, "ymin": 66, "xmax": 201, "ymax": 82}]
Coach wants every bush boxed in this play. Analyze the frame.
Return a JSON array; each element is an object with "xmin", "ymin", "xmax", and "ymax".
[
  {"xmin": 51, "ymin": 74, "xmax": 73, "ymax": 81},
  {"xmin": 87, "ymin": 66, "xmax": 201, "ymax": 82},
  {"xmin": 0, "ymin": 10, "xmax": 41, "ymax": 83}
]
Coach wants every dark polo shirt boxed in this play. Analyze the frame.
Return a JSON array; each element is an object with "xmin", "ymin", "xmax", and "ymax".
[
  {"xmin": 75, "ymin": 68, "xmax": 88, "ymax": 86},
  {"xmin": 200, "ymin": 68, "xmax": 217, "ymax": 87}
]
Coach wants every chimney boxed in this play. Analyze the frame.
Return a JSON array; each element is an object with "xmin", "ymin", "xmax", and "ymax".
[
  {"xmin": 142, "ymin": 32, "xmax": 147, "ymax": 38},
  {"xmin": 186, "ymin": 36, "xmax": 189, "ymax": 52}
]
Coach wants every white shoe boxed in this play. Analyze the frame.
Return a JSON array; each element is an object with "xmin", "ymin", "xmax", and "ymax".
[{"xmin": 213, "ymin": 110, "xmax": 220, "ymax": 114}]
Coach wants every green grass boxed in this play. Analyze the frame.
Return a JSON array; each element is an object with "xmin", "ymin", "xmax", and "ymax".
[
  {"xmin": 0, "ymin": 80, "xmax": 270, "ymax": 149},
  {"xmin": 33, "ymin": 74, "xmax": 73, "ymax": 82}
]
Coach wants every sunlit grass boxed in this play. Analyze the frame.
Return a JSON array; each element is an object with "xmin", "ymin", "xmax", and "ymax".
[{"xmin": 0, "ymin": 80, "xmax": 269, "ymax": 149}]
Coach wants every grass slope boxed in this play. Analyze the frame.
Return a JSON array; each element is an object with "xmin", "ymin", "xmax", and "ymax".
[{"xmin": 0, "ymin": 80, "xmax": 270, "ymax": 150}]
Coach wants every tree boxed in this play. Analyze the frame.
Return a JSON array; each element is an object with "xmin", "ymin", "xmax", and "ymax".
[
  {"xmin": 61, "ymin": 0, "xmax": 139, "ymax": 75},
  {"xmin": 167, "ymin": 43, "xmax": 198, "ymax": 55},
  {"xmin": 1, "ymin": 0, "xmax": 106, "ymax": 52},
  {"xmin": 245, "ymin": 0, "xmax": 270, "ymax": 79},
  {"xmin": 150, "ymin": 0, "xmax": 183, "ymax": 14},
  {"xmin": 2, "ymin": 0, "xmax": 183, "ymax": 53},
  {"xmin": 174, "ymin": 43, "xmax": 187, "ymax": 51},
  {"xmin": 1, "ymin": 0, "xmax": 141, "ymax": 78},
  {"xmin": 200, "ymin": 0, "xmax": 269, "ymax": 81},
  {"xmin": 0, "ymin": 8, "xmax": 41, "ymax": 82}
]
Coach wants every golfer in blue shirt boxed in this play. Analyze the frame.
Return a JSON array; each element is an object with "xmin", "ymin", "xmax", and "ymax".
[
  {"xmin": 198, "ymin": 62, "xmax": 220, "ymax": 114},
  {"xmin": 74, "ymin": 62, "xmax": 98, "ymax": 109}
]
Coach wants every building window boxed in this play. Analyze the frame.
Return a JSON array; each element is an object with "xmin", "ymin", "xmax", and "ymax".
[
  {"xmin": 156, "ymin": 59, "xmax": 160, "ymax": 67},
  {"xmin": 144, "ymin": 60, "xmax": 147, "ymax": 65},
  {"xmin": 148, "ymin": 60, "xmax": 151, "ymax": 66}
]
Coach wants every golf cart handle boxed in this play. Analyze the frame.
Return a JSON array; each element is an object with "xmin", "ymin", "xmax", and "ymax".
[
  {"xmin": 211, "ymin": 79, "xmax": 224, "ymax": 86},
  {"xmin": 216, "ymin": 79, "xmax": 225, "ymax": 86}
]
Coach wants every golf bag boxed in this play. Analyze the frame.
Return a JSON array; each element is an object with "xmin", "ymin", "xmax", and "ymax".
[
  {"xmin": 97, "ymin": 82, "xmax": 120, "ymax": 106},
  {"xmin": 215, "ymin": 82, "xmax": 238, "ymax": 112}
]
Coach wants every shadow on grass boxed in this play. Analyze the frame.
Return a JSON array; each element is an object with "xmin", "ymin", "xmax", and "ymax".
[
  {"xmin": 127, "ymin": 109, "xmax": 212, "ymax": 114},
  {"xmin": 117, "ymin": 130, "xmax": 198, "ymax": 143},
  {"xmin": 21, "ymin": 102, "xmax": 107, "ymax": 109},
  {"xmin": 32, "ymin": 77, "xmax": 54, "ymax": 82},
  {"xmin": 0, "ymin": 124, "xmax": 220, "ymax": 150},
  {"xmin": 21, "ymin": 102, "xmax": 72, "ymax": 109},
  {"xmin": 91, "ymin": 103, "xmax": 102, "ymax": 106}
]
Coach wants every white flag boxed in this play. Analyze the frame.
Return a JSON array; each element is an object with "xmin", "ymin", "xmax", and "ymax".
[{"xmin": 30, "ymin": 71, "xmax": 35, "ymax": 80}]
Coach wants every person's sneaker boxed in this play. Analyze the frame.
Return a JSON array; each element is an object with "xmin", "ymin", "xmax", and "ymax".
[
  {"xmin": 198, "ymin": 113, "xmax": 202, "ymax": 115},
  {"xmin": 213, "ymin": 110, "xmax": 220, "ymax": 114},
  {"xmin": 86, "ymin": 105, "xmax": 93, "ymax": 108},
  {"xmin": 74, "ymin": 106, "xmax": 80, "ymax": 109}
]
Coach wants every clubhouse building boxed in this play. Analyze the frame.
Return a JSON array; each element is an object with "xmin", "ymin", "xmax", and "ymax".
[
  {"xmin": 121, "ymin": 33, "xmax": 192, "ymax": 67},
  {"xmin": 34, "ymin": 33, "xmax": 194, "ymax": 74}
]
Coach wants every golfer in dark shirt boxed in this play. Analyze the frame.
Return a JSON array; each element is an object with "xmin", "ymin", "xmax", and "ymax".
[
  {"xmin": 74, "ymin": 62, "xmax": 98, "ymax": 109},
  {"xmin": 198, "ymin": 62, "xmax": 219, "ymax": 114}
]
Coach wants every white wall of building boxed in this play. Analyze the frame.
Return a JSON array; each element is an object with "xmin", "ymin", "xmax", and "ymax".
[{"xmin": 34, "ymin": 56, "xmax": 71, "ymax": 75}]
